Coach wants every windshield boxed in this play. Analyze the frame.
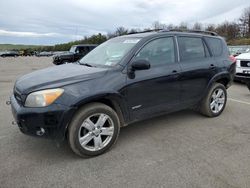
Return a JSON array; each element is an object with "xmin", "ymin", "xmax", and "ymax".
[
  {"xmin": 69, "ymin": 46, "xmax": 76, "ymax": 53},
  {"xmin": 79, "ymin": 37, "xmax": 141, "ymax": 66}
]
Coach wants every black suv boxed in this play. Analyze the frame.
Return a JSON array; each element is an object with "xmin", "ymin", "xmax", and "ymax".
[
  {"xmin": 10, "ymin": 30, "xmax": 235, "ymax": 157},
  {"xmin": 52, "ymin": 44, "xmax": 97, "ymax": 65},
  {"xmin": 1, "ymin": 51, "xmax": 19, "ymax": 57}
]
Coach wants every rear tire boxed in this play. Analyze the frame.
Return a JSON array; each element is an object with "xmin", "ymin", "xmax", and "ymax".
[
  {"xmin": 199, "ymin": 83, "xmax": 227, "ymax": 117},
  {"xmin": 68, "ymin": 103, "xmax": 120, "ymax": 157}
]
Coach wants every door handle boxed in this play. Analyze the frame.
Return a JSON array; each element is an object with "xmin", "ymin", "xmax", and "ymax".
[
  {"xmin": 210, "ymin": 64, "xmax": 215, "ymax": 69},
  {"xmin": 210, "ymin": 64, "xmax": 216, "ymax": 69},
  {"xmin": 172, "ymin": 70, "xmax": 178, "ymax": 73}
]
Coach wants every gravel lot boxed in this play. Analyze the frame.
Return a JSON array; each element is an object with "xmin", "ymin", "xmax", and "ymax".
[{"xmin": 0, "ymin": 57, "xmax": 250, "ymax": 188}]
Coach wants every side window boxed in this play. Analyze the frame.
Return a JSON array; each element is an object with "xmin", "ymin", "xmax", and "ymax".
[
  {"xmin": 85, "ymin": 47, "xmax": 90, "ymax": 52},
  {"xmin": 75, "ymin": 47, "xmax": 80, "ymax": 53},
  {"xmin": 134, "ymin": 37, "xmax": 175, "ymax": 66},
  {"xmin": 77, "ymin": 47, "xmax": 91, "ymax": 54},
  {"xmin": 78, "ymin": 47, "xmax": 85, "ymax": 53},
  {"xmin": 205, "ymin": 37, "xmax": 223, "ymax": 57},
  {"xmin": 178, "ymin": 37, "xmax": 206, "ymax": 61}
]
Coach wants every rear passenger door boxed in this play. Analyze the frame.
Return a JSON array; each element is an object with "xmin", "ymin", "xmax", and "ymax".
[{"xmin": 177, "ymin": 36, "xmax": 216, "ymax": 106}]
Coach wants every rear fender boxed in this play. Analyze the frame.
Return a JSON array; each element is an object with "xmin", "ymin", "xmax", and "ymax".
[{"xmin": 201, "ymin": 72, "xmax": 231, "ymax": 100}]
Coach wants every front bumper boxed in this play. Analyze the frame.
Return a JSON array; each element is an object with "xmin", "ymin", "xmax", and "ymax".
[
  {"xmin": 235, "ymin": 67, "xmax": 250, "ymax": 82},
  {"xmin": 10, "ymin": 94, "xmax": 75, "ymax": 140}
]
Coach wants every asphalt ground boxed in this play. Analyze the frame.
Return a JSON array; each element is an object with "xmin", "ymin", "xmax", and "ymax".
[{"xmin": 0, "ymin": 57, "xmax": 250, "ymax": 188}]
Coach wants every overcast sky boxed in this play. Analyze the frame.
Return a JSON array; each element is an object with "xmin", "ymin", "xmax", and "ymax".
[{"xmin": 0, "ymin": 0, "xmax": 250, "ymax": 45}]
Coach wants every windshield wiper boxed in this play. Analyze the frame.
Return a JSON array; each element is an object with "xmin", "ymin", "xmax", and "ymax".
[{"xmin": 78, "ymin": 62, "xmax": 94, "ymax": 67}]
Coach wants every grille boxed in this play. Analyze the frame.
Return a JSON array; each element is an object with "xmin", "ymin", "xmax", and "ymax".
[{"xmin": 240, "ymin": 61, "xmax": 250, "ymax": 67}]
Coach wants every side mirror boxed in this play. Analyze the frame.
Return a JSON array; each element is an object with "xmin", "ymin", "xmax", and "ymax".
[
  {"xmin": 131, "ymin": 59, "xmax": 151, "ymax": 71},
  {"xmin": 128, "ymin": 59, "xmax": 151, "ymax": 79}
]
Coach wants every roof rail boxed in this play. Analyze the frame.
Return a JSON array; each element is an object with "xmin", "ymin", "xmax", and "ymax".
[
  {"xmin": 128, "ymin": 29, "xmax": 162, "ymax": 35},
  {"xmin": 164, "ymin": 29, "xmax": 218, "ymax": 36},
  {"xmin": 127, "ymin": 29, "xmax": 218, "ymax": 36}
]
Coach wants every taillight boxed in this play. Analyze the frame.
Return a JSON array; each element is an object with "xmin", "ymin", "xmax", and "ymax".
[{"xmin": 229, "ymin": 55, "xmax": 236, "ymax": 63}]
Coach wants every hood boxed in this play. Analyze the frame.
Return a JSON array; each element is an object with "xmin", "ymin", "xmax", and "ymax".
[
  {"xmin": 15, "ymin": 64, "xmax": 108, "ymax": 94},
  {"xmin": 236, "ymin": 53, "xmax": 250, "ymax": 60}
]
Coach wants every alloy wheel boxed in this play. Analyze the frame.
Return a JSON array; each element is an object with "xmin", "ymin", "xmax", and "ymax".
[
  {"xmin": 78, "ymin": 113, "xmax": 114, "ymax": 151},
  {"xmin": 210, "ymin": 88, "xmax": 225, "ymax": 113}
]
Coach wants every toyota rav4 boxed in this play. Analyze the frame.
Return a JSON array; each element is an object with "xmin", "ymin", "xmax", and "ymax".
[{"xmin": 10, "ymin": 30, "xmax": 235, "ymax": 157}]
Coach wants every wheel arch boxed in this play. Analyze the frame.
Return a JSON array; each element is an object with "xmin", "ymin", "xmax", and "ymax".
[
  {"xmin": 74, "ymin": 95, "xmax": 128, "ymax": 127},
  {"xmin": 57, "ymin": 93, "xmax": 128, "ymax": 142},
  {"xmin": 201, "ymin": 72, "xmax": 231, "ymax": 100}
]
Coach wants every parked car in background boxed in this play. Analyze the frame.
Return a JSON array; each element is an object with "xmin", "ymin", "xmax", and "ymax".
[
  {"xmin": 10, "ymin": 30, "xmax": 235, "ymax": 157},
  {"xmin": 0, "ymin": 51, "xmax": 19, "ymax": 57},
  {"xmin": 36, "ymin": 51, "xmax": 53, "ymax": 57},
  {"xmin": 19, "ymin": 50, "xmax": 36, "ymax": 56},
  {"xmin": 235, "ymin": 53, "xmax": 250, "ymax": 84},
  {"xmin": 52, "ymin": 44, "xmax": 98, "ymax": 65},
  {"xmin": 228, "ymin": 46, "xmax": 250, "ymax": 57},
  {"xmin": 52, "ymin": 51, "xmax": 68, "ymax": 56}
]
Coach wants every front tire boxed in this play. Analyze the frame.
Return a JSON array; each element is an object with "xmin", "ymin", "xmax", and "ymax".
[
  {"xmin": 68, "ymin": 103, "xmax": 120, "ymax": 157},
  {"xmin": 199, "ymin": 83, "xmax": 227, "ymax": 117}
]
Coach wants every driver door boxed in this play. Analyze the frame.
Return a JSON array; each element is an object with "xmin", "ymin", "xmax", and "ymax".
[{"xmin": 125, "ymin": 37, "xmax": 181, "ymax": 121}]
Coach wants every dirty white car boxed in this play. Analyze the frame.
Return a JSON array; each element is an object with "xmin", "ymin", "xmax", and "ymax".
[{"xmin": 235, "ymin": 53, "xmax": 250, "ymax": 83}]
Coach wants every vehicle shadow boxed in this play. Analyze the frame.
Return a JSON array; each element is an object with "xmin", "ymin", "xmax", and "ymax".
[{"xmin": 15, "ymin": 109, "xmax": 203, "ymax": 161}]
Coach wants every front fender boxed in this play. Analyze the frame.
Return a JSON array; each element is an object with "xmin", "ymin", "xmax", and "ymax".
[
  {"xmin": 73, "ymin": 92, "xmax": 129, "ymax": 123},
  {"xmin": 56, "ymin": 92, "xmax": 129, "ymax": 142}
]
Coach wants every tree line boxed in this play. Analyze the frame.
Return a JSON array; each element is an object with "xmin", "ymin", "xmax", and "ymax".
[{"xmin": 26, "ymin": 6, "xmax": 250, "ymax": 52}]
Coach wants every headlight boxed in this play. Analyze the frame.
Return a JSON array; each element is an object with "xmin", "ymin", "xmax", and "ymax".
[
  {"xmin": 25, "ymin": 88, "xmax": 64, "ymax": 107},
  {"xmin": 236, "ymin": 60, "xmax": 240, "ymax": 68}
]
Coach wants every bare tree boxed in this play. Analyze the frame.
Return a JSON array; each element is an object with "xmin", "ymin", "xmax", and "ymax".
[
  {"xmin": 107, "ymin": 32, "xmax": 116, "ymax": 39},
  {"xmin": 178, "ymin": 22, "xmax": 188, "ymax": 30},
  {"xmin": 205, "ymin": 24, "xmax": 216, "ymax": 32},
  {"xmin": 152, "ymin": 21, "xmax": 167, "ymax": 30},
  {"xmin": 216, "ymin": 21, "xmax": 240, "ymax": 40},
  {"xmin": 239, "ymin": 6, "xmax": 250, "ymax": 37},
  {"xmin": 115, "ymin": 27, "xmax": 128, "ymax": 36},
  {"xmin": 166, "ymin": 24, "xmax": 174, "ymax": 30},
  {"xmin": 128, "ymin": 28, "xmax": 140, "ymax": 34},
  {"xmin": 192, "ymin": 22, "xmax": 203, "ymax": 30},
  {"xmin": 227, "ymin": 22, "xmax": 240, "ymax": 39}
]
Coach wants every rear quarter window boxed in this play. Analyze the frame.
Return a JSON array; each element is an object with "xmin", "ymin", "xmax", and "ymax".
[{"xmin": 205, "ymin": 37, "xmax": 223, "ymax": 57}]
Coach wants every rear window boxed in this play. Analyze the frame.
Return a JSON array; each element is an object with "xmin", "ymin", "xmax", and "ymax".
[
  {"xmin": 205, "ymin": 37, "xmax": 223, "ymax": 57},
  {"xmin": 178, "ymin": 37, "xmax": 206, "ymax": 61}
]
